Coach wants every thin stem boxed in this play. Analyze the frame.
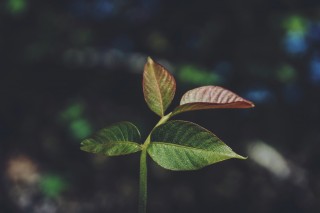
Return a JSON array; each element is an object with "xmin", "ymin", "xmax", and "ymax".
[
  {"xmin": 139, "ymin": 149, "xmax": 147, "ymax": 213},
  {"xmin": 138, "ymin": 112, "xmax": 172, "ymax": 213}
]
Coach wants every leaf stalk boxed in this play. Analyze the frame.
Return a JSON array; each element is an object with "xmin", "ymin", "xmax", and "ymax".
[
  {"xmin": 141, "ymin": 112, "xmax": 172, "ymax": 150},
  {"xmin": 139, "ymin": 149, "xmax": 147, "ymax": 213},
  {"xmin": 139, "ymin": 112, "xmax": 172, "ymax": 213}
]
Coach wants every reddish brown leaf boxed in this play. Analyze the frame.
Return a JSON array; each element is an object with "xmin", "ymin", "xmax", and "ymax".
[
  {"xmin": 172, "ymin": 86, "xmax": 254, "ymax": 115},
  {"xmin": 143, "ymin": 57, "xmax": 176, "ymax": 117}
]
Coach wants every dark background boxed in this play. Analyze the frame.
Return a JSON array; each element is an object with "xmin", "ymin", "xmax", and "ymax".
[{"xmin": 1, "ymin": 0, "xmax": 320, "ymax": 212}]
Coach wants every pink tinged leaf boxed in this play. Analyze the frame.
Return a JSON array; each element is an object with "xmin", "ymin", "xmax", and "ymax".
[
  {"xmin": 173, "ymin": 86, "xmax": 254, "ymax": 115},
  {"xmin": 143, "ymin": 57, "xmax": 176, "ymax": 117}
]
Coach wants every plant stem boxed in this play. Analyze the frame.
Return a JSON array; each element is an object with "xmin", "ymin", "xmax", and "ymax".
[
  {"xmin": 139, "ymin": 112, "xmax": 172, "ymax": 213},
  {"xmin": 142, "ymin": 112, "xmax": 172, "ymax": 149},
  {"xmin": 139, "ymin": 149, "xmax": 147, "ymax": 213}
]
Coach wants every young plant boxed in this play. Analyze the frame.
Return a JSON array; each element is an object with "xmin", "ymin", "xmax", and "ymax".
[{"xmin": 80, "ymin": 57, "xmax": 254, "ymax": 213}]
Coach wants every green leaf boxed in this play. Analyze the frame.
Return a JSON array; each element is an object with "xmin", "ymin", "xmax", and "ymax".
[
  {"xmin": 80, "ymin": 122, "xmax": 142, "ymax": 156},
  {"xmin": 147, "ymin": 120, "xmax": 246, "ymax": 171},
  {"xmin": 143, "ymin": 57, "xmax": 176, "ymax": 117},
  {"xmin": 172, "ymin": 86, "xmax": 254, "ymax": 115}
]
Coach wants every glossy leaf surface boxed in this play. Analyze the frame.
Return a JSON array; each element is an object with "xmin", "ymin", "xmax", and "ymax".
[
  {"xmin": 173, "ymin": 86, "xmax": 254, "ymax": 115},
  {"xmin": 143, "ymin": 57, "xmax": 176, "ymax": 117},
  {"xmin": 147, "ymin": 120, "xmax": 245, "ymax": 171},
  {"xmin": 81, "ymin": 122, "xmax": 142, "ymax": 156}
]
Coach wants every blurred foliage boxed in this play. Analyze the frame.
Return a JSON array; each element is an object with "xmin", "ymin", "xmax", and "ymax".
[
  {"xmin": 60, "ymin": 103, "xmax": 93, "ymax": 140},
  {"xmin": 6, "ymin": 0, "xmax": 27, "ymax": 15},
  {"xmin": 60, "ymin": 103, "xmax": 85, "ymax": 122},
  {"xmin": 178, "ymin": 65, "xmax": 222, "ymax": 86},
  {"xmin": 283, "ymin": 15, "xmax": 308, "ymax": 33},
  {"xmin": 40, "ymin": 175, "xmax": 67, "ymax": 198},
  {"xmin": 276, "ymin": 64, "xmax": 296, "ymax": 83}
]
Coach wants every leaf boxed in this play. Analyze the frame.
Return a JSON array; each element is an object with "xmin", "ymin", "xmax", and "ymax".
[
  {"xmin": 143, "ymin": 57, "xmax": 176, "ymax": 117},
  {"xmin": 80, "ymin": 122, "xmax": 142, "ymax": 156},
  {"xmin": 172, "ymin": 86, "xmax": 254, "ymax": 115},
  {"xmin": 147, "ymin": 120, "xmax": 245, "ymax": 171}
]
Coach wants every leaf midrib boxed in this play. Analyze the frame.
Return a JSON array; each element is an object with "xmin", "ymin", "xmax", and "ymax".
[
  {"xmin": 86, "ymin": 141, "xmax": 142, "ymax": 148},
  {"xmin": 149, "ymin": 141, "xmax": 232, "ymax": 155},
  {"xmin": 150, "ymin": 65, "xmax": 164, "ymax": 116},
  {"xmin": 179, "ymin": 101, "xmax": 247, "ymax": 107}
]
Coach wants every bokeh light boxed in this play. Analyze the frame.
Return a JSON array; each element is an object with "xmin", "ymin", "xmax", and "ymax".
[
  {"xmin": 6, "ymin": 0, "xmax": 27, "ymax": 15},
  {"xmin": 60, "ymin": 102, "xmax": 93, "ymax": 140},
  {"xmin": 283, "ymin": 15, "xmax": 309, "ymax": 55},
  {"xmin": 40, "ymin": 175, "xmax": 67, "ymax": 198},
  {"xmin": 309, "ymin": 54, "xmax": 320, "ymax": 85},
  {"xmin": 244, "ymin": 87, "xmax": 275, "ymax": 105},
  {"xmin": 178, "ymin": 65, "xmax": 222, "ymax": 86},
  {"xmin": 247, "ymin": 141, "xmax": 291, "ymax": 180}
]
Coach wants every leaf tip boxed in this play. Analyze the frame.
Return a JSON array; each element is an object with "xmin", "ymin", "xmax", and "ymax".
[
  {"xmin": 80, "ymin": 139, "xmax": 89, "ymax": 146},
  {"xmin": 237, "ymin": 155, "xmax": 248, "ymax": 160},
  {"xmin": 246, "ymin": 101, "xmax": 255, "ymax": 108},
  {"xmin": 147, "ymin": 56, "xmax": 154, "ymax": 64}
]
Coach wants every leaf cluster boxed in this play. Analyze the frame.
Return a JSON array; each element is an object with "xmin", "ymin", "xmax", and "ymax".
[{"xmin": 81, "ymin": 57, "xmax": 254, "ymax": 171}]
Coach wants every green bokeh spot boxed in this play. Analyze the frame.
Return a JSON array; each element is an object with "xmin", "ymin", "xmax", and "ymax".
[
  {"xmin": 6, "ymin": 0, "xmax": 26, "ymax": 15},
  {"xmin": 70, "ymin": 118, "xmax": 93, "ymax": 140},
  {"xmin": 60, "ymin": 103, "xmax": 85, "ymax": 122},
  {"xmin": 40, "ymin": 175, "xmax": 67, "ymax": 198},
  {"xmin": 283, "ymin": 15, "xmax": 308, "ymax": 33},
  {"xmin": 178, "ymin": 65, "xmax": 221, "ymax": 86},
  {"xmin": 276, "ymin": 64, "xmax": 296, "ymax": 83}
]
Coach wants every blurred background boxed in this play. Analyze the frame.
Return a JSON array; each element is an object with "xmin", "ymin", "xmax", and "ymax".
[{"xmin": 1, "ymin": 0, "xmax": 320, "ymax": 212}]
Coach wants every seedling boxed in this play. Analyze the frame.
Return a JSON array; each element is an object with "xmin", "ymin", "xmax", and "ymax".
[{"xmin": 80, "ymin": 57, "xmax": 254, "ymax": 213}]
